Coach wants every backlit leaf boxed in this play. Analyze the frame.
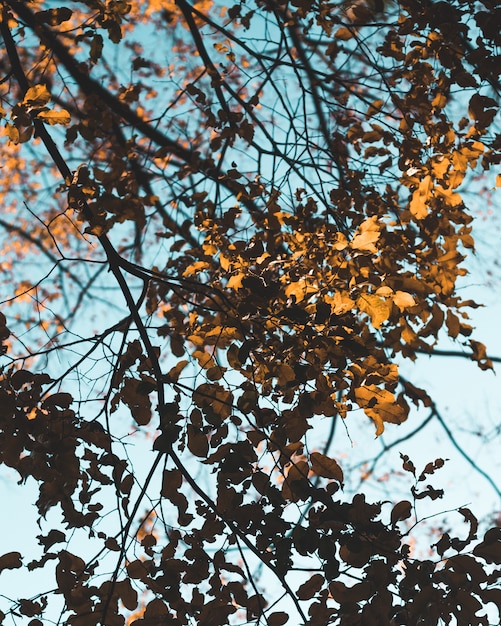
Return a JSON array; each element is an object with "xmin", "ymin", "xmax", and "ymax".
[
  {"xmin": 36, "ymin": 109, "xmax": 71, "ymax": 125},
  {"xmin": 351, "ymin": 217, "xmax": 381, "ymax": 252},
  {"xmin": 357, "ymin": 294, "xmax": 392, "ymax": 329},
  {"xmin": 23, "ymin": 85, "xmax": 51, "ymax": 107},
  {"xmin": 310, "ymin": 452, "xmax": 343, "ymax": 482},
  {"xmin": 409, "ymin": 175, "xmax": 432, "ymax": 219},
  {"xmin": 393, "ymin": 290, "xmax": 416, "ymax": 311}
]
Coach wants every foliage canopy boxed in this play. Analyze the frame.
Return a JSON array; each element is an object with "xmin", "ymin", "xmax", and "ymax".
[{"xmin": 0, "ymin": 0, "xmax": 500, "ymax": 624}]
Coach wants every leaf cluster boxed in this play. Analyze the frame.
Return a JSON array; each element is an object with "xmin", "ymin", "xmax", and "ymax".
[{"xmin": 0, "ymin": 0, "xmax": 499, "ymax": 624}]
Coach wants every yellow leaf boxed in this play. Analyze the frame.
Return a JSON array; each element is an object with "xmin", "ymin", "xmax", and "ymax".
[
  {"xmin": 431, "ymin": 92, "xmax": 447, "ymax": 109},
  {"xmin": 357, "ymin": 294, "xmax": 391, "ymax": 329},
  {"xmin": 227, "ymin": 273, "xmax": 244, "ymax": 290},
  {"xmin": 351, "ymin": 216, "xmax": 381, "ymax": 252},
  {"xmin": 393, "ymin": 290, "xmax": 416, "ymax": 311},
  {"xmin": 409, "ymin": 175, "xmax": 433, "ymax": 219},
  {"xmin": 192, "ymin": 350, "xmax": 215, "ymax": 369},
  {"xmin": 5, "ymin": 124, "xmax": 20, "ymax": 144},
  {"xmin": 355, "ymin": 385, "xmax": 386, "ymax": 436},
  {"xmin": 375, "ymin": 286, "xmax": 393, "ymax": 297},
  {"xmin": 273, "ymin": 211, "xmax": 294, "ymax": 226},
  {"xmin": 219, "ymin": 254, "xmax": 231, "ymax": 271},
  {"xmin": 333, "ymin": 232, "xmax": 348, "ymax": 250},
  {"xmin": 401, "ymin": 323, "xmax": 417, "ymax": 345},
  {"xmin": 329, "ymin": 292, "xmax": 354, "ymax": 315},
  {"xmin": 23, "ymin": 85, "xmax": 51, "ymax": 107},
  {"xmin": 351, "ymin": 230, "xmax": 379, "ymax": 252},
  {"xmin": 284, "ymin": 279, "xmax": 317, "ymax": 303},
  {"xmin": 27, "ymin": 407, "xmax": 38, "ymax": 421},
  {"xmin": 202, "ymin": 242, "xmax": 218, "ymax": 256},
  {"xmin": 435, "ymin": 185, "xmax": 463, "ymax": 207},
  {"xmin": 359, "ymin": 215, "xmax": 379, "ymax": 233},
  {"xmin": 496, "ymin": 174, "xmax": 501, "ymax": 187},
  {"xmin": 448, "ymin": 161, "xmax": 466, "ymax": 189},
  {"xmin": 36, "ymin": 109, "xmax": 71, "ymax": 125},
  {"xmin": 183, "ymin": 261, "xmax": 209, "ymax": 276},
  {"xmin": 355, "ymin": 385, "xmax": 407, "ymax": 436},
  {"xmin": 431, "ymin": 155, "xmax": 450, "ymax": 179}
]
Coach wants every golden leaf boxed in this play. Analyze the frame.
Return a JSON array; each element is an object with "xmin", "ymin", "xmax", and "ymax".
[
  {"xmin": 435, "ymin": 185, "xmax": 463, "ymax": 207},
  {"xmin": 329, "ymin": 291, "xmax": 354, "ymax": 315},
  {"xmin": 409, "ymin": 175, "xmax": 433, "ymax": 219},
  {"xmin": 351, "ymin": 230, "xmax": 379, "ymax": 253},
  {"xmin": 5, "ymin": 124, "xmax": 20, "ymax": 144},
  {"xmin": 284, "ymin": 278, "xmax": 317, "ymax": 303},
  {"xmin": 183, "ymin": 261, "xmax": 209, "ymax": 276},
  {"xmin": 192, "ymin": 350, "xmax": 215, "ymax": 369},
  {"xmin": 219, "ymin": 254, "xmax": 231, "ymax": 271},
  {"xmin": 227, "ymin": 273, "xmax": 244, "ymax": 290},
  {"xmin": 351, "ymin": 217, "xmax": 381, "ymax": 252},
  {"xmin": 23, "ymin": 85, "xmax": 51, "ymax": 107},
  {"xmin": 393, "ymin": 290, "xmax": 416, "ymax": 311},
  {"xmin": 357, "ymin": 294, "xmax": 391, "ymax": 329},
  {"xmin": 375, "ymin": 286, "xmax": 393, "ymax": 297},
  {"xmin": 355, "ymin": 385, "xmax": 407, "ymax": 436},
  {"xmin": 431, "ymin": 155, "xmax": 451, "ymax": 180},
  {"xmin": 333, "ymin": 232, "xmax": 348, "ymax": 250},
  {"xmin": 366, "ymin": 99, "xmax": 384, "ymax": 119},
  {"xmin": 36, "ymin": 109, "xmax": 71, "ymax": 125}
]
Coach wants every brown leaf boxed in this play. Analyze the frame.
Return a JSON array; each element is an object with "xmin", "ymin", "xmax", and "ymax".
[
  {"xmin": 37, "ymin": 530, "xmax": 66, "ymax": 550},
  {"xmin": 267, "ymin": 612, "xmax": 289, "ymax": 626},
  {"xmin": 117, "ymin": 578, "xmax": 138, "ymax": 611},
  {"xmin": 0, "ymin": 552, "xmax": 22, "ymax": 573},
  {"xmin": 35, "ymin": 7, "xmax": 72, "ymax": 25},
  {"xmin": 310, "ymin": 452, "xmax": 344, "ymax": 483},
  {"xmin": 391, "ymin": 500, "xmax": 412, "ymax": 526},
  {"xmin": 296, "ymin": 574, "xmax": 325, "ymax": 600},
  {"xmin": 187, "ymin": 424, "xmax": 209, "ymax": 458}
]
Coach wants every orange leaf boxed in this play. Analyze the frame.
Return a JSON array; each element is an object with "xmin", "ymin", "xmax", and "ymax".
[
  {"xmin": 23, "ymin": 85, "xmax": 51, "ymax": 107},
  {"xmin": 36, "ymin": 109, "xmax": 71, "ymax": 125}
]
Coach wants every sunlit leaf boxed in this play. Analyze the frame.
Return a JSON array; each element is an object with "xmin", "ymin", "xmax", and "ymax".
[
  {"xmin": 393, "ymin": 290, "xmax": 416, "ymax": 311},
  {"xmin": 357, "ymin": 294, "xmax": 392, "ymax": 329},
  {"xmin": 409, "ymin": 175, "xmax": 432, "ymax": 219},
  {"xmin": 36, "ymin": 109, "xmax": 71, "ymax": 125},
  {"xmin": 23, "ymin": 85, "xmax": 51, "ymax": 107}
]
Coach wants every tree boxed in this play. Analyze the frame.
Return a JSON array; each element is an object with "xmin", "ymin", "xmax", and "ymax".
[{"xmin": 0, "ymin": 0, "xmax": 500, "ymax": 624}]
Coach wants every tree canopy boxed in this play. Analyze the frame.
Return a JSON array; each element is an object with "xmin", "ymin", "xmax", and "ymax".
[{"xmin": 0, "ymin": 0, "xmax": 500, "ymax": 624}]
